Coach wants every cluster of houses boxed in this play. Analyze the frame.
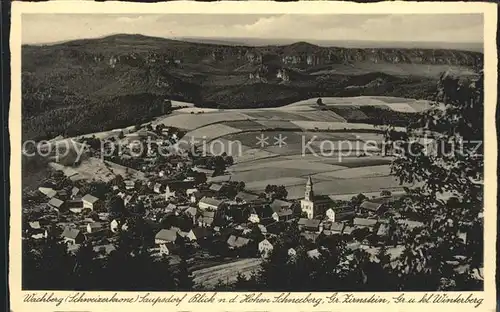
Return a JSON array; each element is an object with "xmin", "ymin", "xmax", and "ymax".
[{"xmin": 25, "ymin": 129, "xmax": 463, "ymax": 271}]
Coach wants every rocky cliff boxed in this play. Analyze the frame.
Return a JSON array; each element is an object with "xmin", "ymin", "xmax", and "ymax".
[{"xmin": 22, "ymin": 34, "xmax": 482, "ymax": 141}]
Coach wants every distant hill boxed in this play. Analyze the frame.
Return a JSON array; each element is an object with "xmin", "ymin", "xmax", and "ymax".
[
  {"xmin": 22, "ymin": 34, "xmax": 483, "ymax": 141},
  {"xmin": 176, "ymin": 36, "xmax": 484, "ymax": 52}
]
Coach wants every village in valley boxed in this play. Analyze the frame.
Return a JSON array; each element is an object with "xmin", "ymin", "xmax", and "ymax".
[
  {"xmin": 20, "ymin": 13, "xmax": 485, "ymax": 291},
  {"xmin": 22, "ymin": 100, "xmax": 480, "ymax": 289}
]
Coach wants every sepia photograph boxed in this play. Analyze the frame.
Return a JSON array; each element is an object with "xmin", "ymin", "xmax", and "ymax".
[{"xmin": 12, "ymin": 3, "xmax": 494, "ymax": 301}]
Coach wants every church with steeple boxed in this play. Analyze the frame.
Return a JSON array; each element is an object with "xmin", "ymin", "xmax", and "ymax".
[{"xmin": 300, "ymin": 176, "xmax": 336, "ymax": 219}]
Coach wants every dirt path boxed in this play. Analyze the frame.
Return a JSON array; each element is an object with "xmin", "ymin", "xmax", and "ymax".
[{"xmin": 192, "ymin": 258, "xmax": 262, "ymax": 288}]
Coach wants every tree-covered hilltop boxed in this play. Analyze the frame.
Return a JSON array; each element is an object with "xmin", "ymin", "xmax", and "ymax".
[{"xmin": 22, "ymin": 34, "xmax": 482, "ymax": 141}]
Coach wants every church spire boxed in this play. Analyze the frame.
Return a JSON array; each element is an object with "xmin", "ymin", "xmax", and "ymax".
[{"xmin": 305, "ymin": 176, "xmax": 313, "ymax": 201}]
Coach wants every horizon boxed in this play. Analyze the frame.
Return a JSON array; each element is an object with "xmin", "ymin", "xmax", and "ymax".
[
  {"xmin": 22, "ymin": 14, "xmax": 484, "ymax": 46},
  {"xmin": 23, "ymin": 33, "xmax": 484, "ymax": 53}
]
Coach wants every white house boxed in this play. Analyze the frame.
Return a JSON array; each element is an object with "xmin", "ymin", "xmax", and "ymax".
[
  {"xmin": 248, "ymin": 213, "xmax": 260, "ymax": 224},
  {"xmin": 82, "ymin": 194, "xmax": 99, "ymax": 210},
  {"xmin": 258, "ymin": 239, "xmax": 274, "ymax": 258},
  {"xmin": 124, "ymin": 180, "xmax": 135, "ymax": 190},
  {"xmin": 325, "ymin": 206, "xmax": 356, "ymax": 222},
  {"xmin": 86, "ymin": 222, "xmax": 104, "ymax": 234},
  {"xmin": 31, "ymin": 229, "xmax": 48, "ymax": 240},
  {"xmin": 159, "ymin": 243, "xmax": 170, "ymax": 255},
  {"xmin": 154, "ymin": 183, "xmax": 164, "ymax": 194},
  {"xmin": 110, "ymin": 219, "xmax": 120, "ymax": 233}
]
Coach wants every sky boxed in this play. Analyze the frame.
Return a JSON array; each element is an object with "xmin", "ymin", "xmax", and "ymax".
[{"xmin": 21, "ymin": 13, "xmax": 484, "ymax": 45}]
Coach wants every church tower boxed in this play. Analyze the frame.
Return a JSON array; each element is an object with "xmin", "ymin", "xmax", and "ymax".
[{"xmin": 305, "ymin": 176, "xmax": 314, "ymax": 201}]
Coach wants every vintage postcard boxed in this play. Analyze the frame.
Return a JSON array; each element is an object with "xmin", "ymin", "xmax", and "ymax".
[{"xmin": 9, "ymin": 1, "xmax": 497, "ymax": 312}]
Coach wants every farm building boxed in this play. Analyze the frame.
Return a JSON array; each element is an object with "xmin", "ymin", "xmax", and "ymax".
[
  {"xmin": 359, "ymin": 199, "xmax": 388, "ymax": 214},
  {"xmin": 353, "ymin": 218, "xmax": 378, "ymax": 231},
  {"xmin": 198, "ymin": 197, "xmax": 224, "ymax": 211},
  {"xmin": 298, "ymin": 218, "xmax": 322, "ymax": 233},
  {"xmin": 322, "ymin": 221, "xmax": 345, "ymax": 236},
  {"xmin": 325, "ymin": 206, "xmax": 356, "ymax": 222},
  {"xmin": 155, "ymin": 229, "xmax": 178, "ymax": 245},
  {"xmin": 235, "ymin": 191, "xmax": 260, "ymax": 203}
]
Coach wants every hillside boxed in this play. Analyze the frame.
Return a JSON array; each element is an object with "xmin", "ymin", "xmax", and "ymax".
[{"xmin": 22, "ymin": 34, "xmax": 482, "ymax": 141}]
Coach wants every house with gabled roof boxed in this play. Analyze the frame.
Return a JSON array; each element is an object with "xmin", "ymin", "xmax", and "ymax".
[
  {"xmin": 227, "ymin": 235, "xmax": 250, "ymax": 249},
  {"xmin": 326, "ymin": 206, "xmax": 356, "ymax": 222},
  {"xmin": 360, "ymin": 199, "xmax": 388, "ymax": 215},
  {"xmin": 235, "ymin": 191, "xmax": 259, "ymax": 203},
  {"xmin": 48, "ymin": 197, "xmax": 65, "ymax": 212},
  {"xmin": 258, "ymin": 239, "xmax": 274, "ymax": 258},
  {"xmin": 191, "ymin": 227, "xmax": 213, "ymax": 241},
  {"xmin": 155, "ymin": 229, "xmax": 178, "ymax": 245},
  {"xmin": 353, "ymin": 218, "xmax": 378, "ymax": 231},
  {"xmin": 322, "ymin": 221, "xmax": 345, "ymax": 236},
  {"xmin": 39, "ymin": 187, "xmax": 57, "ymax": 199},
  {"xmin": 86, "ymin": 222, "xmax": 105, "ymax": 234},
  {"xmin": 71, "ymin": 187, "xmax": 80, "ymax": 198},
  {"xmin": 298, "ymin": 218, "xmax": 322, "ymax": 233},
  {"xmin": 197, "ymin": 211, "xmax": 215, "ymax": 227},
  {"xmin": 61, "ymin": 227, "xmax": 85, "ymax": 245},
  {"xmin": 198, "ymin": 197, "xmax": 224, "ymax": 211},
  {"xmin": 82, "ymin": 194, "xmax": 100, "ymax": 210}
]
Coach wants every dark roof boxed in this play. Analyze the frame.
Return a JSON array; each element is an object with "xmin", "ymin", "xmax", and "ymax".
[
  {"xmin": 269, "ymin": 199, "xmax": 292, "ymax": 213},
  {"xmin": 191, "ymin": 191, "xmax": 204, "ymax": 200},
  {"xmin": 82, "ymin": 194, "xmax": 99, "ymax": 204},
  {"xmin": 300, "ymin": 232, "xmax": 320, "ymax": 242},
  {"xmin": 61, "ymin": 228, "xmax": 81, "ymax": 239},
  {"xmin": 87, "ymin": 222, "xmax": 104, "ymax": 229},
  {"xmin": 209, "ymin": 184, "xmax": 224, "ymax": 192},
  {"xmin": 276, "ymin": 209, "xmax": 293, "ymax": 217},
  {"xmin": 354, "ymin": 218, "xmax": 378, "ymax": 227},
  {"xmin": 324, "ymin": 222, "xmax": 345, "ymax": 232},
  {"xmin": 360, "ymin": 200, "xmax": 384, "ymax": 212},
  {"xmin": 298, "ymin": 218, "xmax": 321, "ymax": 229},
  {"xmin": 257, "ymin": 205, "xmax": 275, "ymax": 218},
  {"xmin": 235, "ymin": 191, "xmax": 259, "ymax": 202},
  {"xmin": 227, "ymin": 235, "xmax": 250, "ymax": 248},
  {"xmin": 192, "ymin": 227, "xmax": 213, "ymax": 239},
  {"xmin": 311, "ymin": 194, "xmax": 335, "ymax": 203},
  {"xmin": 155, "ymin": 229, "xmax": 178, "ymax": 242},
  {"xmin": 184, "ymin": 207, "xmax": 198, "ymax": 217}
]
